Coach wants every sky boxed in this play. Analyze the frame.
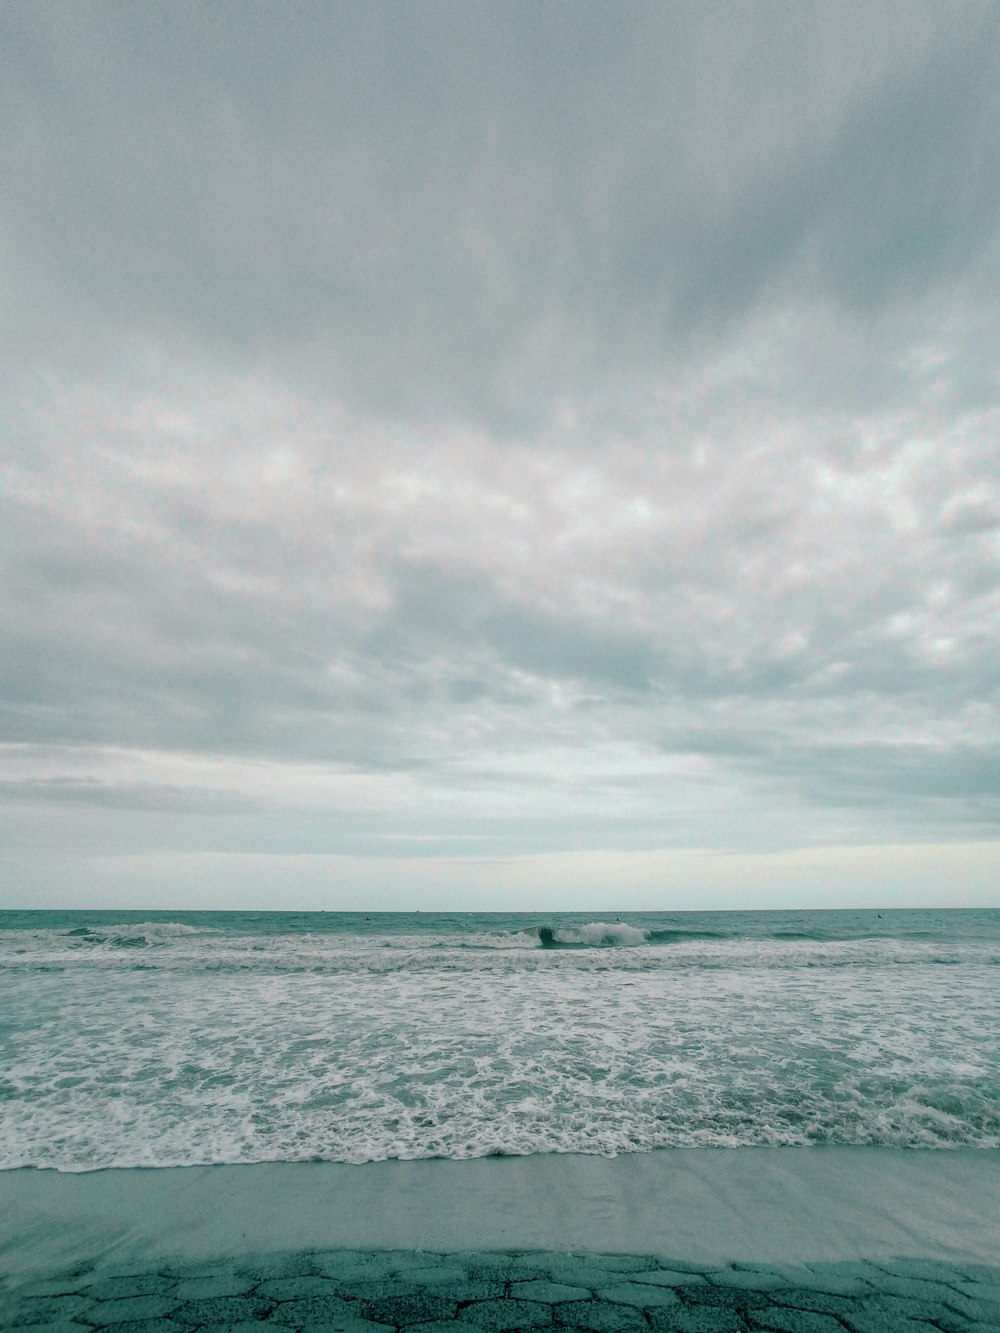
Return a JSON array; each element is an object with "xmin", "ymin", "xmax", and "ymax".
[{"xmin": 2, "ymin": 0, "xmax": 999, "ymax": 911}]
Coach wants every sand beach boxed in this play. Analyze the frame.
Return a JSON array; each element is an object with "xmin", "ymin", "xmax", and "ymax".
[{"xmin": 2, "ymin": 1148, "xmax": 999, "ymax": 1330}]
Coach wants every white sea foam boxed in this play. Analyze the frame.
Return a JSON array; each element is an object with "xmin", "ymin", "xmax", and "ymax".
[
  {"xmin": 2, "ymin": 913, "xmax": 999, "ymax": 1171},
  {"xmin": 78, "ymin": 920, "xmax": 202, "ymax": 944},
  {"xmin": 1, "ymin": 916, "xmax": 997, "ymax": 1168}
]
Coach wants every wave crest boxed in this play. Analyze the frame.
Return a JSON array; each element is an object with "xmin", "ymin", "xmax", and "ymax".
[
  {"xmin": 66, "ymin": 922, "xmax": 200, "ymax": 948},
  {"xmin": 536, "ymin": 921, "xmax": 649, "ymax": 948}
]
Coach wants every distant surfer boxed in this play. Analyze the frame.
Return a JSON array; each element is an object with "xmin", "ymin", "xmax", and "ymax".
[{"xmin": 539, "ymin": 925, "xmax": 556, "ymax": 948}]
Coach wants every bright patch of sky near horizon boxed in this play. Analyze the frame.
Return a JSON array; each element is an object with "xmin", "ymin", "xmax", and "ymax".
[{"xmin": 1, "ymin": 0, "xmax": 999, "ymax": 908}]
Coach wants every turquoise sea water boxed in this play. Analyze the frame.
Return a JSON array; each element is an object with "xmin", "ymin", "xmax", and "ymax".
[{"xmin": 1, "ymin": 908, "xmax": 998, "ymax": 1171}]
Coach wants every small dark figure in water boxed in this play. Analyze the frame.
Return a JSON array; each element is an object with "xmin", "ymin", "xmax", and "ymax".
[{"xmin": 539, "ymin": 925, "xmax": 556, "ymax": 948}]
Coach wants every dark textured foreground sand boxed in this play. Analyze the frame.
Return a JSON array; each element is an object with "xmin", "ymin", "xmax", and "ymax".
[{"xmin": 3, "ymin": 1246, "xmax": 1000, "ymax": 1332}]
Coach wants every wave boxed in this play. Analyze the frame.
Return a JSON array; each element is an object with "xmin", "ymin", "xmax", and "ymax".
[
  {"xmin": 519, "ymin": 922, "xmax": 823, "ymax": 949},
  {"xmin": 536, "ymin": 921, "xmax": 649, "ymax": 948},
  {"xmin": 521, "ymin": 923, "xmax": 875, "ymax": 950},
  {"xmin": 63, "ymin": 922, "xmax": 201, "ymax": 949}
]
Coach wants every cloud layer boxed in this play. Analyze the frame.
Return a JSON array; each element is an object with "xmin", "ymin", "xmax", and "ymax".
[{"xmin": 2, "ymin": 1, "xmax": 999, "ymax": 905}]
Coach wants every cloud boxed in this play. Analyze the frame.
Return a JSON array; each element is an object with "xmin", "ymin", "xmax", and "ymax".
[
  {"xmin": 1, "ymin": 2, "xmax": 999, "ymax": 904},
  {"xmin": 0, "ymin": 777, "xmax": 259, "ymax": 814},
  {"xmin": 3, "ymin": 2, "xmax": 999, "ymax": 425}
]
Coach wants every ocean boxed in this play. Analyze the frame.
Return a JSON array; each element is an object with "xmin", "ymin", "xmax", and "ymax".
[{"xmin": 1, "ymin": 908, "xmax": 998, "ymax": 1173}]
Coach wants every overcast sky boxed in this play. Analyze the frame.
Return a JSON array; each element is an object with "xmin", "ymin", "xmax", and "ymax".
[{"xmin": 2, "ymin": 0, "xmax": 999, "ymax": 910}]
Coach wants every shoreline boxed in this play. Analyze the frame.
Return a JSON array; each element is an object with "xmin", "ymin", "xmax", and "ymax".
[{"xmin": 2, "ymin": 1146, "xmax": 999, "ymax": 1279}]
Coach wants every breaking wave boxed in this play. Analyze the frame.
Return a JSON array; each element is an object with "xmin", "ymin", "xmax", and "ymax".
[
  {"xmin": 68, "ymin": 921, "xmax": 200, "ymax": 947},
  {"xmin": 536, "ymin": 921, "xmax": 649, "ymax": 948}
]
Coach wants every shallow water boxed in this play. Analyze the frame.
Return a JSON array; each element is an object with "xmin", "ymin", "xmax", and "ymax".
[{"xmin": 1, "ymin": 908, "xmax": 998, "ymax": 1170}]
